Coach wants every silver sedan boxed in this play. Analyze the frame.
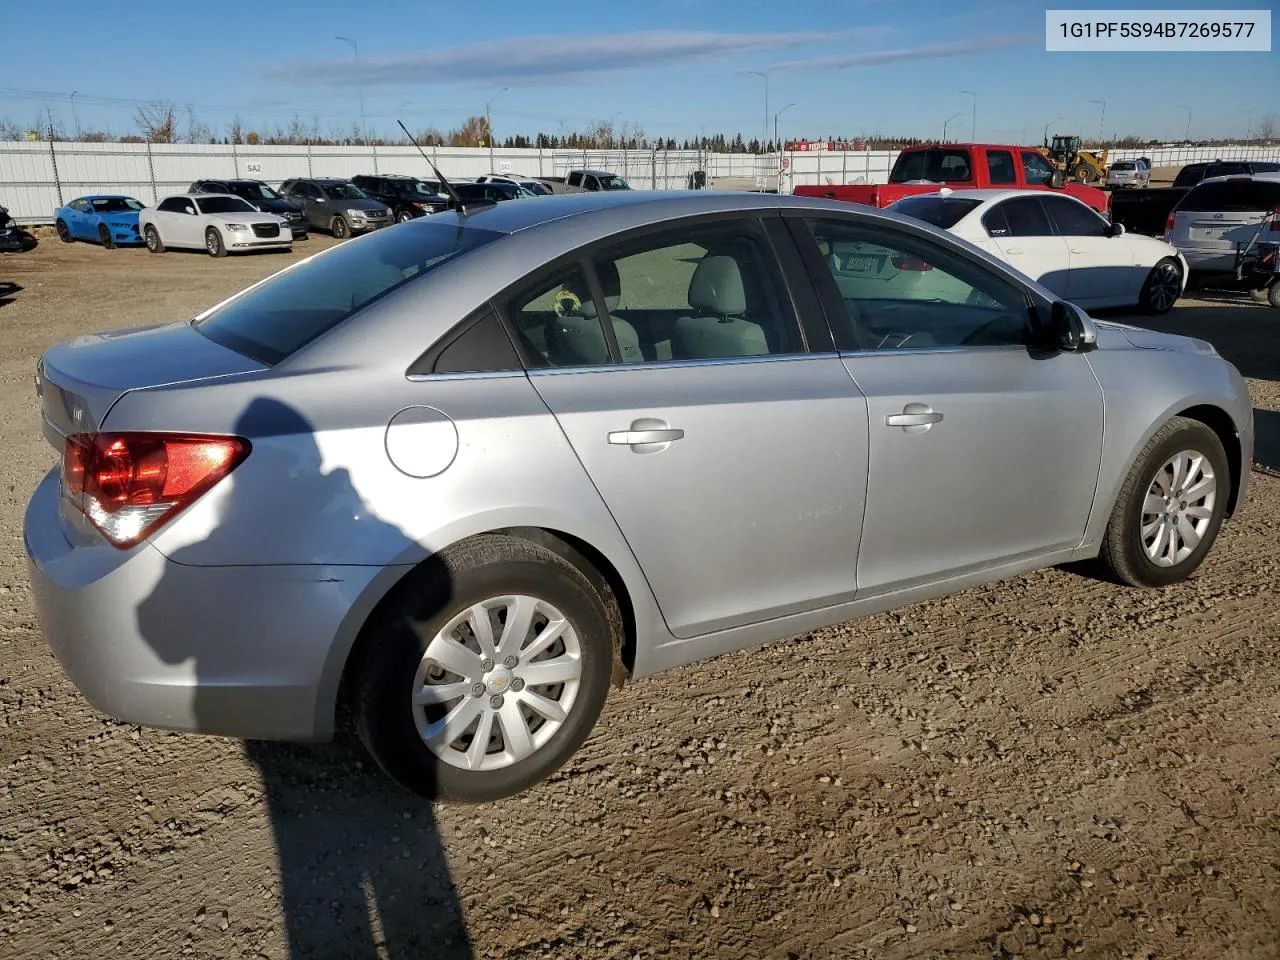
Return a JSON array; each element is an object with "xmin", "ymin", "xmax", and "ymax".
[{"xmin": 25, "ymin": 190, "xmax": 1254, "ymax": 802}]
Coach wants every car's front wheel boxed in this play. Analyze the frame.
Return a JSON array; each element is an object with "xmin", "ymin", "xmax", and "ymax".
[
  {"xmin": 396, "ymin": 208, "xmax": 414, "ymax": 223},
  {"xmin": 98, "ymin": 224, "xmax": 115, "ymax": 250},
  {"xmin": 205, "ymin": 227, "xmax": 226, "ymax": 258},
  {"xmin": 353, "ymin": 535, "xmax": 615, "ymax": 803},
  {"xmin": 1098, "ymin": 416, "xmax": 1229, "ymax": 588},
  {"xmin": 1138, "ymin": 257, "xmax": 1183, "ymax": 314},
  {"xmin": 331, "ymin": 215, "xmax": 349, "ymax": 239},
  {"xmin": 144, "ymin": 224, "xmax": 164, "ymax": 253}
]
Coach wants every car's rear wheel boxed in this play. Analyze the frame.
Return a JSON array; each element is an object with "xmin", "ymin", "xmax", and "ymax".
[
  {"xmin": 98, "ymin": 224, "xmax": 115, "ymax": 250},
  {"xmin": 353, "ymin": 535, "xmax": 615, "ymax": 803},
  {"xmin": 1247, "ymin": 286, "xmax": 1270, "ymax": 303},
  {"xmin": 56, "ymin": 219, "xmax": 72, "ymax": 243},
  {"xmin": 1269, "ymin": 283, "xmax": 1280, "ymax": 309},
  {"xmin": 144, "ymin": 225, "xmax": 164, "ymax": 253},
  {"xmin": 205, "ymin": 227, "xmax": 226, "ymax": 258},
  {"xmin": 396, "ymin": 208, "xmax": 414, "ymax": 223},
  {"xmin": 331, "ymin": 215, "xmax": 349, "ymax": 239},
  {"xmin": 1138, "ymin": 257, "xmax": 1182, "ymax": 314},
  {"xmin": 1097, "ymin": 416, "xmax": 1229, "ymax": 588}
]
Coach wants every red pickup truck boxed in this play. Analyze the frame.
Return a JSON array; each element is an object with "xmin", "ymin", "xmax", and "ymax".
[{"xmin": 793, "ymin": 143, "xmax": 1111, "ymax": 214}]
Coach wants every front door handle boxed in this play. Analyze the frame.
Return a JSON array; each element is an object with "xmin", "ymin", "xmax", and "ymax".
[
  {"xmin": 1003, "ymin": 245, "xmax": 1025, "ymax": 254},
  {"xmin": 608, "ymin": 428, "xmax": 684, "ymax": 445},
  {"xmin": 886, "ymin": 403, "xmax": 943, "ymax": 433},
  {"xmin": 1069, "ymin": 247, "xmax": 1088, "ymax": 254}
]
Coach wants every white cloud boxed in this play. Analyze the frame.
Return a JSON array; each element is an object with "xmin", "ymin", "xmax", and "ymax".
[{"xmin": 764, "ymin": 34, "xmax": 1035, "ymax": 73}]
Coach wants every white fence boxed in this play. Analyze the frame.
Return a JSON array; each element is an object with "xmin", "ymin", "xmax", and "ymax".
[{"xmin": 2, "ymin": 140, "xmax": 1278, "ymax": 224}]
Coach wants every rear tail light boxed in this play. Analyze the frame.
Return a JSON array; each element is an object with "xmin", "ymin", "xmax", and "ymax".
[
  {"xmin": 61, "ymin": 432, "xmax": 250, "ymax": 548},
  {"xmin": 892, "ymin": 254, "xmax": 933, "ymax": 271},
  {"xmin": 1270, "ymin": 206, "xmax": 1280, "ymax": 231},
  {"xmin": 1165, "ymin": 211, "xmax": 1176, "ymax": 233}
]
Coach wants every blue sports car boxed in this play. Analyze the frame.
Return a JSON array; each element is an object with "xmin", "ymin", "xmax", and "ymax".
[{"xmin": 53, "ymin": 195, "xmax": 148, "ymax": 248}]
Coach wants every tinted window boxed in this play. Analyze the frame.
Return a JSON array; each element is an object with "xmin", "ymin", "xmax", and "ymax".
[
  {"xmin": 411, "ymin": 308, "xmax": 522, "ymax": 375},
  {"xmin": 986, "ymin": 150, "xmax": 1017, "ymax": 185},
  {"xmin": 1111, "ymin": 161, "xmax": 1135, "ymax": 171},
  {"xmin": 1042, "ymin": 197, "xmax": 1107, "ymax": 237},
  {"xmin": 194, "ymin": 221, "xmax": 504, "ymax": 364},
  {"xmin": 890, "ymin": 149, "xmax": 972, "ymax": 182},
  {"xmin": 506, "ymin": 264, "xmax": 610, "ymax": 367},
  {"xmin": 1020, "ymin": 152, "xmax": 1057, "ymax": 186},
  {"xmin": 982, "ymin": 206, "xmax": 1011, "ymax": 237},
  {"xmin": 322, "ymin": 182, "xmax": 367, "ymax": 200},
  {"xmin": 195, "ymin": 196, "xmax": 256, "ymax": 214},
  {"xmin": 1001, "ymin": 197, "xmax": 1054, "ymax": 236},
  {"xmin": 1172, "ymin": 164, "xmax": 1209, "ymax": 187},
  {"xmin": 1179, "ymin": 180, "xmax": 1280, "ymax": 212},
  {"xmin": 588, "ymin": 218, "xmax": 801, "ymax": 362},
  {"xmin": 158, "ymin": 197, "xmax": 189, "ymax": 213},
  {"xmin": 91, "ymin": 197, "xmax": 144, "ymax": 212},
  {"xmin": 232, "ymin": 182, "xmax": 280, "ymax": 199},
  {"xmin": 803, "ymin": 218, "xmax": 1031, "ymax": 351},
  {"xmin": 887, "ymin": 195, "xmax": 983, "ymax": 229}
]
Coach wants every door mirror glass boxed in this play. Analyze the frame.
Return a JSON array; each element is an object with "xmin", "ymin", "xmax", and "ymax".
[
  {"xmin": 1048, "ymin": 300, "xmax": 1097, "ymax": 352},
  {"xmin": 1107, "ymin": 220, "xmax": 1125, "ymax": 238},
  {"xmin": 1049, "ymin": 169, "xmax": 1066, "ymax": 189}
]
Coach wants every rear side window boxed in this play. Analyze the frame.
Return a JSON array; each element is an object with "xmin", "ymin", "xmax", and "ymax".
[
  {"xmin": 890, "ymin": 149, "xmax": 973, "ymax": 182},
  {"xmin": 193, "ymin": 220, "xmax": 503, "ymax": 364},
  {"xmin": 1172, "ymin": 164, "xmax": 1208, "ymax": 188},
  {"xmin": 888, "ymin": 196, "xmax": 983, "ymax": 228},
  {"xmin": 1179, "ymin": 181, "xmax": 1280, "ymax": 213},
  {"xmin": 986, "ymin": 150, "xmax": 1017, "ymax": 185}
]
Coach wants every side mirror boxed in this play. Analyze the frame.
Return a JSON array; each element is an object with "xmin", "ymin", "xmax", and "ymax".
[
  {"xmin": 1107, "ymin": 220, "xmax": 1126, "ymax": 237},
  {"xmin": 1048, "ymin": 300, "xmax": 1098, "ymax": 353},
  {"xmin": 1049, "ymin": 170, "xmax": 1066, "ymax": 189}
]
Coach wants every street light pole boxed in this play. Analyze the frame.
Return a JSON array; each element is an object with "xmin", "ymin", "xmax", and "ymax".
[
  {"xmin": 1178, "ymin": 104, "xmax": 1191, "ymax": 142},
  {"xmin": 1089, "ymin": 99, "xmax": 1106, "ymax": 145},
  {"xmin": 69, "ymin": 91, "xmax": 80, "ymax": 140},
  {"xmin": 1043, "ymin": 115, "xmax": 1062, "ymax": 144},
  {"xmin": 959, "ymin": 89, "xmax": 976, "ymax": 139},
  {"xmin": 748, "ymin": 70, "xmax": 769, "ymax": 152},
  {"xmin": 486, "ymin": 86, "xmax": 509, "ymax": 173},
  {"xmin": 334, "ymin": 37, "xmax": 365, "ymax": 144},
  {"xmin": 773, "ymin": 102, "xmax": 795, "ymax": 153},
  {"xmin": 943, "ymin": 112, "xmax": 961, "ymax": 142}
]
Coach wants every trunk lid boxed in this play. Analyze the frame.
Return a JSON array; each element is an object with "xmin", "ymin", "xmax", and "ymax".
[{"xmin": 36, "ymin": 320, "xmax": 266, "ymax": 448}]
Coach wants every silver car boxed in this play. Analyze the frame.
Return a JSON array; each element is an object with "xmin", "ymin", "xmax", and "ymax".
[
  {"xmin": 1165, "ymin": 172, "xmax": 1280, "ymax": 274},
  {"xmin": 25, "ymin": 191, "xmax": 1254, "ymax": 803},
  {"xmin": 1105, "ymin": 158, "xmax": 1150, "ymax": 189}
]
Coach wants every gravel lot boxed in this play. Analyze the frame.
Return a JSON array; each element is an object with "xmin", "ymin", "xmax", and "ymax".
[{"xmin": 1, "ymin": 235, "xmax": 1277, "ymax": 960}]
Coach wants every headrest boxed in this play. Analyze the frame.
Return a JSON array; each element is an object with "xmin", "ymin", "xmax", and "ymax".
[
  {"xmin": 558, "ymin": 261, "xmax": 621, "ymax": 319},
  {"xmin": 688, "ymin": 255, "xmax": 746, "ymax": 316}
]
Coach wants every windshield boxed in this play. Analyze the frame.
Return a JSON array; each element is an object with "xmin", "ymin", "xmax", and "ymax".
[
  {"xmin": 231, "ymin": 182, "xmax": 281, "ymax": 200},
  {"xmin": 520, "ymin": 181, "xmax": 552, "ymax": 196},
  {"xmin": 91, "ymin": 197, "xmax": 144, "ymax": 213},
  {"xmin": 322, "ymin": 182, "xmax": 368, "ymax": 200},
  {"xmin": 887, "ymin": 195, "xmax": 984, "ymax": 229},
  {"xmin": 597, "ymin": 175, "xmax": 630, "ymax": 190},
  {"xmin": 196, "ymin": 196, "xmax": 256, "ymax": 214},
  {"xmin": 193, "ymin": 220, "xmax": 504, "ymax": 364},
  {"xmin": 399, "ymin": 181, "xmax": 439, "ymax": 198},
  {"xmin": 890, "ymin": 149, "xmax": 973, "ymax": 183}
]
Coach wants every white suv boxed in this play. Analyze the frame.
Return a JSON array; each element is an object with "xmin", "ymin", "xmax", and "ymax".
[{"xmin": 1164, "ymin": 172, "xmax": 1280, "ymax": 274}]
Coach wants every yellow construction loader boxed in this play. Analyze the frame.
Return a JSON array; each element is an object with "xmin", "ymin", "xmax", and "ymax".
[{"xmin": 1040, "ymin": 135, "xmax": 1109, "ymax": 184}]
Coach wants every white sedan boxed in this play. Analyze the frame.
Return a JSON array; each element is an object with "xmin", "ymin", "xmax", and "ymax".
[
  {"xmin": 138, "ymin": 193, "xmax": 292, "ymax": 258},
  {"xmin": 887, "ymin": 188, "xmax": 1188, "ymax": 313}
]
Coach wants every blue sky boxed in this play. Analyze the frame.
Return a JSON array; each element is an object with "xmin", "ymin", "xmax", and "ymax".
[{"xmin": 4, "ymin": 0, "xmax": 1274, "ymax": 143}]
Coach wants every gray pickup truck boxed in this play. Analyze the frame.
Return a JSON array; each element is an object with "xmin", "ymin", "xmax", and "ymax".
[{"xmin": 540, "ymin": 169, "xmax": 632, "ymax": 194}]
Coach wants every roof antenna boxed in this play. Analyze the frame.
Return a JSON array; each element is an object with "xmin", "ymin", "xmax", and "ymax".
[{"xmin": 397, "ymin": 119, "xmax": 471, "ymax": 213}]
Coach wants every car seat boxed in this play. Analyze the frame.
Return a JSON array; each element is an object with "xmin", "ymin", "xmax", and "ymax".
[
  {"xmin": 670, "ymin": 255, "xmax": 768, "ymax": 359},
  {"xmin": 544, "ymin": 261, "xmax": 644, "ymax": 365}
]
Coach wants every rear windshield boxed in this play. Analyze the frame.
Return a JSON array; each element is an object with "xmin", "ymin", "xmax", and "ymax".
[
  {"xmin": 1178, "ymin": 180, "xmax": 1280, "ymax": 213},
  {"xmin": 887, "ymin": 195, "xmax": 983, "ymax": 228},
  {"xmin": 889, "ymin": 149, "xmax": 973, "ymax": 183},
  {"xmin": 193, "ymin": 220, "xmax": 504, "ymax": 364},
  {"xmin": 1111, "ymin": 161, "xmax": 1135, "ymax": 170}
]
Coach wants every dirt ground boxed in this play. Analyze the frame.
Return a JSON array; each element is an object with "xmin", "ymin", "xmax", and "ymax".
[{"xmin": 0, "ymin": 235, "xmax": 1277, "ymax": 960}]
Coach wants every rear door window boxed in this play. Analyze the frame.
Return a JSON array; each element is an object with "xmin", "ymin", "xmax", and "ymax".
[
  {"xmin": 986, "ymin": 150, "xmax": 1017, "ymax": 185},
  {"xmin": 1180, "ymin": 180, "xmax": 1280, "ymax": 213},
  {"xmin": 1041, "ymin": 196, "xmax": 1108, "ymax": 237},
  {"xmin": 1000, "ymin": 197, "xmax": 1055, "ymax": 236}
]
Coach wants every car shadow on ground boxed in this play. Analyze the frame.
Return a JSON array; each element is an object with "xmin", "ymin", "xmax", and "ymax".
[
  {"xmin": 133, "ymin": 396, "xmax": 473, "ymax": 959},
  {"xmin": 1253, "ymin": 407, "xmax": 1280, "ymax": 476},
  {"xmin": 0, "ymin": 281, "xmax": 22, "ymax": 308}
]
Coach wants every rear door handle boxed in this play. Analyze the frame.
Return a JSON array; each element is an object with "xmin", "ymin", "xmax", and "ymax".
[
  {"xmin": 609, "ymin": 428, "xmax": 684, "ymax": 445},
  {"xmin": 1004, "ymin": 246, "xmax": 1025, "ymax": 254}
]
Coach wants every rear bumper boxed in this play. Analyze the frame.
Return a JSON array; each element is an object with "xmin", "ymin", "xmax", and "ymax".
[
  {"xmin": 23, "ymin": 468, "xmax": 396, "ymax": 742},
  {"xmin": 1179, "ymin": 246, "xmax": 1237, "ymax": 273}
]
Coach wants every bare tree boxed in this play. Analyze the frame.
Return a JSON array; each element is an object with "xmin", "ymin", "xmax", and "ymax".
[
  {"xmin": 1258, "ymin": 113, "xmax": 1277, "ymax": 143},
  {"xmin": 134, "ymin": 100, "xmax": 177, "ymax": 142},
  {"xmin": 79, "ymin": 130, "xmax": 112, "ymax": 143},
  {"xmin": 228, "ymin": 116, "xmax": 245, "ymax": 145},
  {"xmin": 0, "ymin": 118, "xmax": 22, "ymax": 140}
]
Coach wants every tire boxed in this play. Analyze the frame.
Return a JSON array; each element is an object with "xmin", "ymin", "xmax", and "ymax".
[
  {"xmin": 331, "ymin": 215, "xmax": 349, "ymax": 239},
  {"xmin": 396, "ymin": 208, "xmax": 414, "ymax": 223},
  {"xmin": 1097, "ymin": 416, "xmax": 1229, "ymax": 588},
  {"xmin": 56, "ymin": 219, "xmax": 72, "ymax": 243},
  {"xmin": 1247, "ymin": 286, "xmax": 1270, "ymax": 303},
  {"xmin": 144, "ymin": 224, "xmax": 164, "ymax": 253},
  {"xmin": 1073, "ymin": 162, "xmax": 1092, "ymax": 183},
  {"xmin": 1270, "ymin": 283, "xmax": 1280, "ymax": 309},
  {"xmin": 205, "ymin": 227, "xmax": 226, "ymax": 258},
  {"xmin": 98, "ymin": 224, "xmax": 114, "ymax": 250},
  {"xmin": 1138, "ymin": 257, "xmax": 1183, "ymax": 314},
  {"xmin": 353, "ymin": 534, "xmax": 616, "ymax": 803}
]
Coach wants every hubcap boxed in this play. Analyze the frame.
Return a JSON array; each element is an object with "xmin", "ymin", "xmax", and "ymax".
[
  {"xmin": 1148, "ymin": 264, "xmax": 1181, "ymax": 311},
  {"xmin": 1139, "ymin": 449, "xmax": 1216, "ymax": 567},
  {"xmin": 207, "ymin": 233, "xmax": 217, "ymax": 253},
  {"xmin": 410, "ymin": 595, "xmax": 583, "ymax": 771}
]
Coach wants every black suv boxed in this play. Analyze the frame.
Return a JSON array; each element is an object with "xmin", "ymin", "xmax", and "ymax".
[
  {"xmin": 1172, "ymin": 159, "xmax": 1280, "ymax": 188},
  {"xmin": 350, "ymin": 174, "xmax": 449, "ymax": 221},
  {"xmin": 187, "ymin": 179, "xmax": 307, "ymax": 238}
]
